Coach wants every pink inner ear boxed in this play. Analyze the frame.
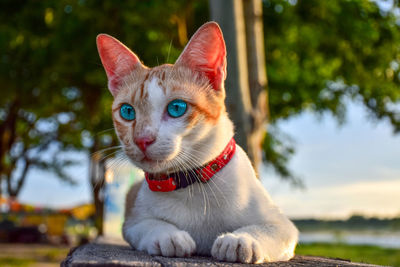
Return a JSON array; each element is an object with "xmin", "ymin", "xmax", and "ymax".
[
  {"xmin": 176, "ymin": 22, "xmax": 226, "ymax": 91},
  {"xmin": 96, "ymin": 34, "xmax": 141, "ymax": 95}
]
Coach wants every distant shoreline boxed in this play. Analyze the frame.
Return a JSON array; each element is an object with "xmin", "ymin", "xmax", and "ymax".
[{"xmin": 293, "ymin": 214, "xmax": 400, "ymax": 232}]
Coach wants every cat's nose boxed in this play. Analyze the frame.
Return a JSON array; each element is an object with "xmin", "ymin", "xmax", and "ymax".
[{"xmin": 134, "ymin": 137, "xmax": 156, "ymax": 152}]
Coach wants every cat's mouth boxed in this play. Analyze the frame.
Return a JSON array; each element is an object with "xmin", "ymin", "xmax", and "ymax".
[
  {"xmin": 136, "ymin": 153, "xmax": 179, "ymax": 174},
  {"xmin": 137, "ymin": 156, "xmax": 169, "ymax": 173},
  {"xmin": 140, "ymin": 154, "xmax": 168, "ymax": 165},
  {"xmin": 127, "ymin": 148, "xmax": 179, "ymax": 173},
  {"xmin": 139, "ymin": 149, "xmax": 177, "ymax": 164}
]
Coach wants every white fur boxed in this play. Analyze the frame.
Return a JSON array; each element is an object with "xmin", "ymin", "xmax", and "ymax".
[
  {"xmin": 122, "ymin": 101, "xmax": 299, "ymax": 263},
  {"xmin": 100, "ymin": 23, "xmax": 299, "ymax": 263}
]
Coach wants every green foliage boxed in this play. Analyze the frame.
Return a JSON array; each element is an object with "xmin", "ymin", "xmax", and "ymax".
[
  {"xmin": 2, "ymin": 0, "xmax": 400, "ymax": 194},
  {"xmin": 0, "ymin": 257, "xmax": 34, "ymax": 267},
  {"xmin": 0, "ymin": 0, "xmax": 207, "ymax": 196},
  {"xmin": 265, "ymin": 0, "xmax": 400, "ymax": 126},
  {"xmin": 262, "ymin": 126, "xmax": 302, "ymax": 186},
  {"xmin": 296, "ymin": 243, "xmax": 400, "ymax": 266},
  {"xmin": 0, "ymin": 0, "xmax": 89, "ymax": 195},
  {"xmin": 263, "ymin": 0, "xmax": 400, "ymax": 180}
]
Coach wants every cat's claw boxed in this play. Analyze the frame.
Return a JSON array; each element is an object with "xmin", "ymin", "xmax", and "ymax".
[
  {"xmin": 211, "ymin": 233, "xmax": 266, "ymax": 264},
  {"xmin": 144, "ymin": 230, "xmax": 196, "ymax": 257}
]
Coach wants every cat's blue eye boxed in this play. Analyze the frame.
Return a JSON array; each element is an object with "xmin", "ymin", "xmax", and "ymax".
[
  {"xmin": 167, "ymin": 99, "xmax": 187, "ymax": 118},
  {"xmin": 120, "ymin": 104, "xmax": 136, "ymax": 121}
]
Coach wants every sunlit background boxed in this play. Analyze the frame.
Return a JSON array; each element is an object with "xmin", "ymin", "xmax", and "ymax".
[
  {"xmin": 17, "ymin": 100, "xmax": 400, "ymax": 219},
  {"xmin": 1, "ymin": 0, "xmax": 400, "ymax": 266}
]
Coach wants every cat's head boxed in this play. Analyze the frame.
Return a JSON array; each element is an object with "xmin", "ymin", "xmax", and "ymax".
[{"xmin": 96, "ymin": 22, "xmax": 228, "ymax": 173}]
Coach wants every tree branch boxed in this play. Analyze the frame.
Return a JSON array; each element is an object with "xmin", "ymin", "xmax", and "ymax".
[{"xmin": 13, "ymin": 157, "xmax": 31, "ymax": 197}]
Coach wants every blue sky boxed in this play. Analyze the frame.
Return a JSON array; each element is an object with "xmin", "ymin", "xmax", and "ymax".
[
  {"xmin": 19, "ymin": 152, "xmax": 92, "ymax": 208},
  {"xmin": 18, "ymin": 100, "xmax": 400, "ymax": 219},
  {"xmin": 262, "ymin": 101, "xmax": 400, "ymax": 219}
]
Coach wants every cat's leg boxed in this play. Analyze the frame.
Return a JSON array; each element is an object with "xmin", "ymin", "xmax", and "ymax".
[
  {"xmin": 211, "ymin": 221, "xmax": 298, "ymax": 263},
  {"xmin": 123, "ymin": 219, "xmax": 196, "ymax": 257}
]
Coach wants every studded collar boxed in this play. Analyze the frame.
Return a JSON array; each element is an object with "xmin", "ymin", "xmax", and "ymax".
[{"xmin": 145, "ymin": 138, "xmax": 236, "ymax": 192}]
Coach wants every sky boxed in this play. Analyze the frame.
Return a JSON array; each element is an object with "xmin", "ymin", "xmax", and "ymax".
[
  {"xmin": 18, "ymin": 100, "xmax": 400, "ymax": 219},
  {"xmin": 262, "ymin": 100, "xmax": 400, "ymax": 219}
]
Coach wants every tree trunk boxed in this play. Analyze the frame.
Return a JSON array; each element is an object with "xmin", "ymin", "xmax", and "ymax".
[
  {"xmin": 209, "ymin": 0, "xmax": 253, "ymax": 156},
  {"xmin": 243, "ymin": 0, "xmax": 268, "ymax": 170},
  {"xmin": 90, "ymin": 148, "xmax": 106, "ymax": 236},
  {"xmin": 0, "ymin": 102, "xmax": 19, "ymax": 197},
  {"xmin": 6, "ymin": 158, "xmax": 30, "ymax": 198},
  {"xmin": 209, "ymin": 0, "xmax": 268, "ymax": 172}
]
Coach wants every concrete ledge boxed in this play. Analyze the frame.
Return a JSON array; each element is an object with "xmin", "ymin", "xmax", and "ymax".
[{"xmin": 61, "ymin": 242, "xmax": 381, "ymax": 267}]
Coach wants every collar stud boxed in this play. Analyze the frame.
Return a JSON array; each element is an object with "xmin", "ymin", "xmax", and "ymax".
[{"xmin": 211, "ymin": 163, "xmax": 219, "ymax": 171}]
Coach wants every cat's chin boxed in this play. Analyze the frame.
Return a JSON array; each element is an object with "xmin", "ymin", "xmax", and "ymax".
[
  {"xmin": 126, "ymin": 150, "xmax": 183, "ymax": 174},
  {"xmin": 132, "ymin": 157, "xmax": 173, "ymax": 174}
]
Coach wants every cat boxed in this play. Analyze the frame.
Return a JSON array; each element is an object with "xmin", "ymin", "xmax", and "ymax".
[{"xmin": 96, "ymin": 21, "xmax": 298, "ymax": 264}]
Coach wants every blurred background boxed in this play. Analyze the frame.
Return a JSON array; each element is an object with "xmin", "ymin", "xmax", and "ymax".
[{"xmin": 1, "ymin": 0, "xmax": 400, "ymax": 266}]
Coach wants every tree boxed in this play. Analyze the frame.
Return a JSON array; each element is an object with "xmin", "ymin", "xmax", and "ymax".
[
  {"xmin": 209, "ymin": 0, "xmax": 253, "ymax": 163},
  {"xmin": 262, "ymin": 0, "xmax": 400, "ymax": 181},
  {"xmin": 0, "ymin": 0, "xmax": 207, "ymax": 233},
  {"xmin": 243, "ymin": 0, "xmax": 269, "ymax": 171},
  {"xmin": 0, "ymin": 1, "xmax": 84, "ymax": 198},
  {"xmin": 209, "ymin": 0, "xmax": 268, "ymax": 171},
  {"xmin": 2, "ymin": 0, "xmax": 400, "ymax": 232}
]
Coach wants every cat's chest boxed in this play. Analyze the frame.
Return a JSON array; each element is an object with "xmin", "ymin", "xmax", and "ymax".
[
  {"xmin": 148, "ymin": 182, "xmax": 235, "ymax": 224},
  {"xmin": 145, "ymin": 183, "xmax": 240, "ymax": 253}
]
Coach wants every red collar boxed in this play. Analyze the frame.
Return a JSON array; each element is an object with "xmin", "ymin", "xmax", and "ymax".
[{"xmin": 145, "ymin": 138, "xmax": 236, "ymax": 192}]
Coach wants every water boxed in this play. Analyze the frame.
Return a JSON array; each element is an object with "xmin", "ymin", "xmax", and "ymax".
[{"xmin": 300, "ymin": 231, "xmax": 400, "ymax": 248}]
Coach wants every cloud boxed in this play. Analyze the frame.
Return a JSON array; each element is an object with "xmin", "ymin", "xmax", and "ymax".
[{"xmin": 269, "ymin": 179, "xmax": 400, "ymax": 219}]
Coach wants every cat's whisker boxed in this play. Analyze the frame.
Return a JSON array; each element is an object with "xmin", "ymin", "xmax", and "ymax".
[
  {"xmin": 98, "ymin": 149, "xmax": 124, "ymax": 162},
  {"xmin": 181, "ymin": 159, "xmax": 212, "ymax": 217},
  {"xmin": 90, "ymin": 152, "xmax": 127, "ymax": 194},
  {"xmin": 95, "ymin": 127, "xmax": 116, "ymax": 135},
  {"xmin": 176, "ymin": 154, "xmax": 197, "ymax": 201},
  {"xmin": 166, "ymin": 39, "xmax": 173, "ymax": 63},
  {"xmin": 186, "ymin": 159, "xmax": 221, "ymax": 210},
  {"xmin": 181, "ymin": 147, "xmax": 233, "ymax": 186},
  {"xmin": 92, "ymin": 149, "xmax": 124, "ymax": 162},
  {"xmin": 174, "ymin": 155, "xmax": 209, "ymax": 215},
  {"xmin": 174, "ymin": 157, "xmax": 195, "ymax": 201},
  {"xmin": 173, "ymin": 154, "xmax": 191, "ymax": 199},
  {"xmin": 175, "ymin": 156, "xmax": 193, "ymax": 200},
  {"xmin": 179, "ymin": 155, "xmax": 219, "ymax": 210},
  {"xmin": 105, "ymin": 154, "xmax": 131, "ymax": 184},
  {"xmin": 106, "ymin": 152, "xmax": 128, "ymax": 167},
  {"xmin": 91, "ymin": 145, "xmax": 122, "ymax": 156},
  {"xmin": 178, "ymin": 150, "xmax": 232, "ymax": 211}
]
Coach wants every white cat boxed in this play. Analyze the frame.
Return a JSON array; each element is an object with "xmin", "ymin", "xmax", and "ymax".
[{"xmin": 96, "ymin": 22, "xmax": 298, "ymax": 264}]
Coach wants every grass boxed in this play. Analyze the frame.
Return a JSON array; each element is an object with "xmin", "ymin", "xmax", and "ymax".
[
  {"xmin": 0, "ymin": 244, "xmax": 70, "ymax": 267},
  {"xmin": 296, "ymin": 242, "xmax": 400, "ymax": 266},
  {"xmin": 0, "ymin": 258, "xmax": 35, "ymax": 267}
]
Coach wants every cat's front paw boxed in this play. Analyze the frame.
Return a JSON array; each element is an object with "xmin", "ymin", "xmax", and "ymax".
[
  {"xmin": 143, "ymin": 230, "xmax": 196, "ymax": 257},
  {"xmin": 211, "ymin": 233, "xmax": 266, "ymax": 263}
]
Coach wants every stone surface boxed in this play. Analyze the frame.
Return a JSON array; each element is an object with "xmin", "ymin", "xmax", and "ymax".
[{"xmin": 61, "ymin": 241, "xmax": 381, "ymax": 267}]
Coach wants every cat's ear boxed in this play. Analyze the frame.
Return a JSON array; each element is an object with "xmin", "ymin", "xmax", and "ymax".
[
  {"xmin": 175, "ymin": 22, "xmax": 226, "ymax": 91},
  {"xmin": 96, "ymin": 34, "xmax": 142, "ymax": 96}
]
